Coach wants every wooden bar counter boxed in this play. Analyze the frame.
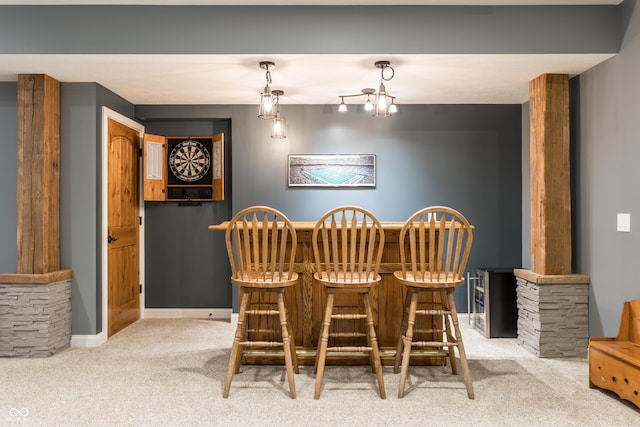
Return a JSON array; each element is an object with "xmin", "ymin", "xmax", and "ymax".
[{"xmin": 209, "ymin": 221, "xmax": 439, "ymax": 365}]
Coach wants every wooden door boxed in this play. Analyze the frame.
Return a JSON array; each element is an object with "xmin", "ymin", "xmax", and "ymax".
[{"xmin": 107, "ymin": 118, "xmax": 140, "ymax": 337}]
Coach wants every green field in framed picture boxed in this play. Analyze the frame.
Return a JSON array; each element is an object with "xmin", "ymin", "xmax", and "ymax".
[{"xmin": 288, "ymin": 154, "xmax": 376, "ymax": 187}]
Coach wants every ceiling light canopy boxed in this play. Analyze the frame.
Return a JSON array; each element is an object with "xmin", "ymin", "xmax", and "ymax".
[{"xmin": 339, "ymin": 61, "xmax": 398, "ymax": 118}]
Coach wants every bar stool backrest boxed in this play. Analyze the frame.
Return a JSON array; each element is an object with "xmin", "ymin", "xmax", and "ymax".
[
  {"xmin": 397, "ymin": 206, "xmax": 473, "ymax": 286},
  {"xmin": 312, "ymin": 206, "xmax": 385, "ymax": 285},
  {"xmin": 225, "ymin": 206, "xmax": 297, "ymax": 285}
]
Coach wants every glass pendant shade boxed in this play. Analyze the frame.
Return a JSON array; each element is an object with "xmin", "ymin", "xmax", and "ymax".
[
  {"xmin": 338, "ymin": 97, "xmax": 348, "ymax": 112},
  {"xmin": 364, "ymin": 96, "xmax": 373, "ymax": 111},
  {"xmin": 258, "ymin": 86, "xmax": 274, "ymax": 119},
  {"xmin": 373, "ymin": 84, "xmax": 390, "ymax": 117},
  {"xmin": 271, "ymin": 113, "xmax": 286, "ymax": 139}
]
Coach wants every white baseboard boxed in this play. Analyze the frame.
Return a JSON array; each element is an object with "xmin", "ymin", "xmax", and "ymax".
[
  {"xmin": 70, "ymin": 330, "xmax": 107, "ymax": 348},
  {"xmin": 143, "ymin": 308, "xmax": 232, "ymax": 320}
]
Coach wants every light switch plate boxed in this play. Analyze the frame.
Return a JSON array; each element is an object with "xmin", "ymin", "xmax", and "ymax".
[{"xmin": 617, "ymin": 213, "xmax": 631, "ymax": 232}]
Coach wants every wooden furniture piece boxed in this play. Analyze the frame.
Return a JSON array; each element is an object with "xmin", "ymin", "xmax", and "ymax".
[
  {"xmin": 209, "ymin": 220, "xmax": 456, "ymax": 365},
  {"xmin": 222, "ymin": 206, "xmax": 299, "ymax": 399},
  {"xmin": 589, "ymin": 300, "xmax": 640, "ymax": 409},
  {"xmin": 393, "ymin": 206, "xmax": 474, "ymax": 399},
  {"xmin": 312, "ymin": 206, "xmax": 386, "ymax": 399},
  {"xmin": 143, "ymin": 133, "xmax": 224, "ymax": 202}
]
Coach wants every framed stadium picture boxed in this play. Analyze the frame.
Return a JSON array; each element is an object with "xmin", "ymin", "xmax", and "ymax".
[{"xmin": 288, "ymin": 154, "xmax": 376, "ymax": 187}]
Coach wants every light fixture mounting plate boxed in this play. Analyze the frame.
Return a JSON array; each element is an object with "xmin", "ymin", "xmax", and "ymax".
[
  {"xmin": 259, "ymin": 61, "xmax": 275, "ymax": 70},
  {"xmin": 361, "ymin": 88, "xmax": 376, "ymax": 95},
  {"xmin": 374, "ymin": 60, "xmax": 391, "ymax": 69},
  {"xmin": 271, "ymin": 89, "xmax": 284, "ymax": 96}
]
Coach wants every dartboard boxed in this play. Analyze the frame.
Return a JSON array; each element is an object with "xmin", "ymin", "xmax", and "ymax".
[{"xmin": 169, "ymin": 139, "xmax": 211, "ymax": 183}]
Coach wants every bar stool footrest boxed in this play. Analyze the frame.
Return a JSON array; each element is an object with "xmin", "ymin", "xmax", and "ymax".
[
  {"xmin": 326, "ymin": 346, "xmax": 373, "ymax": 352},
  {"xmin": 331, "ymin": 313, "xmax": 367, "ymax": 320},
  {"xmin": 240, "ymin": 341, "xmax": 286, "ymax": 348},
  {"xmin": 329, "ymin": 332, "xmax": 367, "ymax": 339}
]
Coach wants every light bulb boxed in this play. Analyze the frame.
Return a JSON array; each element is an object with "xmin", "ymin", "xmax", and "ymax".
[
  {"xmin": 364, "ymin": 96, "xmax": 373, "ymax": 111},
  {"xmin": 377, "ymin": 95, "xmax": 387, "ymax": 110},
  {"xmin": 271, "ymin": 114, "xmax": 286, "ymax": 139},
  {"xmin": 258, "ymin": 87, "xmax": 275, "ymax": 119},
  {"xmin": 262, "ymin": 92, "xmax": 272, "ymax": 112}
]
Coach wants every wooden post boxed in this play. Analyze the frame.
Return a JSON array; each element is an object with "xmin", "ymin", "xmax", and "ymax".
[
  {"xmin": 16, "ymin": 74, "xmax": 60, "ymax": 274},
  {"xmin": 529, "ymin": 73, "xmax": 571, "ymax": 275}
]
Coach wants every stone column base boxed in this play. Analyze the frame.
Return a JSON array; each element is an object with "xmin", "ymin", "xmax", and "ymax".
[
  {"xmin": 514, "ymin": 269, "xmax": 589, "ymax": 358},
  {"xmin": 0, "ymin": 270, "xmax": 73, "ymax": 357}
]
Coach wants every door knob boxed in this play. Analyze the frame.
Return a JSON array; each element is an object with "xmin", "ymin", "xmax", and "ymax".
[{"xmin": 107, "ymin": 235, "xmax": 119, "ymax": 243}]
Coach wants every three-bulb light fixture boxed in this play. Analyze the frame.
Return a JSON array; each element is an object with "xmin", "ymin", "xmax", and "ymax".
[
  {"xmin": 257, "ymin": 61, "xmax": 286, "ymax": 139},
  {"xmin": 338, "ymin": 61, "xmax": 398, "ymax": 117}
]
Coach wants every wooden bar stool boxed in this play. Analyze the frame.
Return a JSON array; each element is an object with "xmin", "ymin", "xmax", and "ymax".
[
  {"xmin": 222, "ymin": 206, "xmax": 299, "ymax": 399},
  {"xmin": 312, "ymin": 206, "xmax": 386, "ymax": 399},
  {"xmin": 393, "ymin": 206, "xmax": 474, "ymax": 399}
]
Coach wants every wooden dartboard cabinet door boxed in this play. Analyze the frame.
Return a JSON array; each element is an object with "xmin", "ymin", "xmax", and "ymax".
[
  {"xmin": 142, "ymin": 133, "xmax": 225, "ymax": 202},
  {"xmin": 143, "ymin": 133, "xmax": 167, "ymax": 201}
]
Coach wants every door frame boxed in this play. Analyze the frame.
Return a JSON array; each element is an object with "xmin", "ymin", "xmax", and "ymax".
[{"xmin": 101, "ymin": 107, "xmax": 146, "ymax": 338}]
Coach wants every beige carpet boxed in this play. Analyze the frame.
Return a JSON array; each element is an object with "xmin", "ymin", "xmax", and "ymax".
[{"xmin": 1, "ymin": 318, "xmax": 639, "ymax": 426}]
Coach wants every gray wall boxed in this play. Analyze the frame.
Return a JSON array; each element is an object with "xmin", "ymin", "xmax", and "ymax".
[
  {"xmin": 0, "ymin": 3, "xmax": 633, "ymax": 336},
  {"xmin": 137, "ymin": 103, "xmax": 522, "ymax": 313},
  {"xmin": 0, "ymin": 83, "xmax": 17, "ymax": 274},
  {"xmin": 141, "ymin": 119, "xmax": 232, "ymax": 309},
  {"xmin": 521, "ymin": 101, "xmax": 531, "ymax": 270},
  {"xmin": 0, "ymin": 82, "xmax": 120, "ymax": 335},
  {"xmin": 58, "ymin": 83, "xmax": 135, "ymax": 335},
  {"xmin": 59, "ymin": 83, "xmax": 98, "ymax": 335},
  {"xmin": 573, "ymin": 0, "xmax": 640, "ymax": 336},
  {"xmin": 0, "ymin": 5, "xmax": 619, "ymax": 55}
]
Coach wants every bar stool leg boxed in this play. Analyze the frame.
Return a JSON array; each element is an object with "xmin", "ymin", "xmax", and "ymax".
[
  {"xmin": 436, "ymin": 290, "xmax": 457, "ymax": 375},
  {"xmin": 277, "ymin": 290, "xmax": 297, "ymax": 399},
  {"xmin": 314, "ymin": 292, "xmax": 335, "ymax": 399},
  {"xmin": 285, "ymin": 313, "xmax": 299, "ymax": 374},
  {"xmin": 394, "ymin": 288, "xmax": 411, "ymax": 374},
  {"xmin": 361, "ymin": 293, "xmax": 376, "ymax": 374},
  {"xmin": 398, "ymin": 289, "xmax": 419, "ymax": 398},
  {"xmin": 363, "ymin": 291, "xmax": 386, "ymax": 399},
  {"xmin": 446, "ymin": 290, "xmax": 474, "ymax": 399},
  {"xmin": 233, "ymin": 288, "xmax": 251, "ymax": 375},
  {"xmin": 223, "ymin": 290, "xmax": 250, "ymax": 398}
]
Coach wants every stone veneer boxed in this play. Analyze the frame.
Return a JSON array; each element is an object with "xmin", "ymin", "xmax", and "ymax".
[
  {"xmin": 0, "ymin": 270, "xmax": 73, "ymax": 357},
  {"xmin": 514, "ymin": 269, "xmax": 590, "ymax": 358}
]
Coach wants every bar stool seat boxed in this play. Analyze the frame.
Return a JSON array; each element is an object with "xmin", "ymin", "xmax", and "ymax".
[{"xmin": 222, "ymin": 206, "xmax": 299, "ymax": 399}]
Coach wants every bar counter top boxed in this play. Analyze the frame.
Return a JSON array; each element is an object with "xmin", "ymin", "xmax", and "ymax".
[{"xmin": 208, "ymin": 221, "xmax": 407, "ymax": 232}]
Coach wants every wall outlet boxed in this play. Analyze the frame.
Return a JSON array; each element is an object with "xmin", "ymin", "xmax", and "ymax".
[{"xmin": 617, "ymin": 213, "xmax": 631, "ymax": 232}]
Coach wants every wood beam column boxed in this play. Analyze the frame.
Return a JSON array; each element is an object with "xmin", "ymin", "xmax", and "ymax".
[
  {"xmin": 529, "ymin": 73, "xmax": 571, "ymax": 275},
  {"xmin": 16, "ymin": 74, "xmax": 60, "ymax": 274}
]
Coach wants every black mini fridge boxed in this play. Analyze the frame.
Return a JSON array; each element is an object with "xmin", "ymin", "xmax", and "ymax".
[{"xmin": 472, "ymin": 268, "xmax": 518, "ymax": 338}]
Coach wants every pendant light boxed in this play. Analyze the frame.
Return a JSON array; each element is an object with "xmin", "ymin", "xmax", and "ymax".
[
  {"xmin": 338, "ymin": 61, "xmax": 398, "ymax": 117},
  {"xmin": 270, "ymin": 90, "xmax": 286, "ymax": 139},
  {"xmin": 258, "ymin": 61, "xmax": 276, "ymax": 119}
]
